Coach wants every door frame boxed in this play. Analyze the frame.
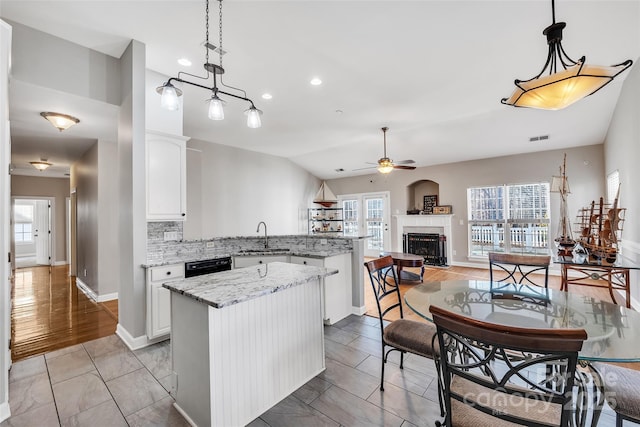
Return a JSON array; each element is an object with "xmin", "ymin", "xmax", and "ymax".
[
  {"xmin": 11, "ymin": 196, "xmax": 55, "ymax": 267},
  {"xmin": 338, "ymin": 191, "xmax": 391, "ymax": 257}
]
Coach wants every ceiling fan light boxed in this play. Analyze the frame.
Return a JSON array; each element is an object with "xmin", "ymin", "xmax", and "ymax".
[
  {"xmin": 503, "ymin": 63, "xmax": 629, "ymax": 110},
  {"xmin": 377, "ymin": 158, "xmax": 394, "ymax": 174},
  {"xmin": 245, "ymin": 106, "xmax": 263, "ymax": 128},
  {"xmin": 208, "ymin": 94, "xmax": 225, "ymax": 120},
  {"xmin": 156, "ymin": 82, "xmax": 182, "ymax": 111},
  {"xmin": 40, "ymin": 112, "xmax": 79, "ymax": 132}
]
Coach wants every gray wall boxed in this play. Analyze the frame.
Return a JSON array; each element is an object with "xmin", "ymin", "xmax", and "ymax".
[
  {"xmin": 184, "ymin": 139, "xmax": 319, "ymax": 240},
  {"xmin": 327, "ymin": 144, "xmax": 605, "ymax": 264},
  {"xmin": 74, "ymin": 143, "xmax": 99, "ymax": 291},
  {"xmin": 11, "ymin": 175, "xmax": 70, "ymax": 264},
  {"xmin": 117, "ymin": 40, "xmax": 147, "ymax": 341},
  {"xmin": 9, "ymin": 21, "xmax": 120, "ymax": 106},
  {"xmin": 98, "ymin": 139, "xmax": 119, "ymax": 296}
]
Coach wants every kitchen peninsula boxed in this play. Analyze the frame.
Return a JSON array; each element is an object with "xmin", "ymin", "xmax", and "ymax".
[{"xmin": 163, "ymin": 261, "xmax": 338, "ymax": 427}]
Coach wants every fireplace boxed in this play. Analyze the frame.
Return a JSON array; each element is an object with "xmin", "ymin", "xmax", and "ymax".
[
  {"xmin": 394, "ymin": 214, "xmax": 453, "ymax": 267},
  {"xmin": 403, "ymin": 233, "xmax": 447, "ymax": 266}
]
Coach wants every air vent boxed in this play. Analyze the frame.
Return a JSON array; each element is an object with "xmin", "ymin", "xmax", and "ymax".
[{"xmin": 529, "ymin": 135, "xmax": 549, "ymax": 142}]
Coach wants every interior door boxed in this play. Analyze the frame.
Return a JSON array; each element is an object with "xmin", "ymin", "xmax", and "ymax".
[{"xmin": 34, "ymin": 200, "xmax": 50, "ymax": 265}]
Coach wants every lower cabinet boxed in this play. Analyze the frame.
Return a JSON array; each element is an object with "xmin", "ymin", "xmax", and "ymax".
[
  {"xmin": 232, "ymin": 255, "xmax": 288, "ymax": 268},
  {"xmin": 290, "ymin": 254, "xmax": 352, "ymax": 325},
  {"xmin": 146, "ymin": 263, "xmax": 185, "ymax": 339}
]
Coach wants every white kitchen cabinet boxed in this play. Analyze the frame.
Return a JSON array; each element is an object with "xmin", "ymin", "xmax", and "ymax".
[
  {"xmin": 233, "ymin": 255, "xmax": 289, "ymax": 269},
  {"xmin": 146, "ymin": 130, "xmax": 189, "ymax": 221},
  {"xmin": 146, "ymin": 263, "xmax": 184, "ymax": 339},
  {"xmin": 290, "ymin": 254, "xmax": 352, "ymax": 325}
]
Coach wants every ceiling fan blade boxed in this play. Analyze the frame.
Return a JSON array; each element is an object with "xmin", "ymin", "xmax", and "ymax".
[
  {"xmin": 352, "ymin": 166, "xmax": 377, "ymax": 171},
  {"xmin": 393, "ymin": 165, "xmax": 416, "ymax": 170},
  {"xmin": 394, "ymin": 159, "xmax": 416, "ymax": 165}
]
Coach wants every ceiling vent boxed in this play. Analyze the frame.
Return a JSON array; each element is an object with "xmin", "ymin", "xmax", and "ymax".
[{"xmin": 529, "ymin": 135, "xmax": 549, "ymax": 142}]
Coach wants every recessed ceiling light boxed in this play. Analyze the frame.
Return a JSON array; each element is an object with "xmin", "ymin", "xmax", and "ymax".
[
  {"xmin": 178, "ymin": 58, "xmax": 192, "ymax": 66},
  {"xmin": 262, "ymin": 93, "xmax": 272, "ymax": 100},
  {"xmin": 310, "ymin": 78, "xmax": 322, "ymax": 86}
]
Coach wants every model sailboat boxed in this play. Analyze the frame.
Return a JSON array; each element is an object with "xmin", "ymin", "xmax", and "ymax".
[
  {"xmin": 551, "ymin": 154, "xmax": 575, "ymax": 255},
  {"xmin": 313, "ymin": 181, "xmax": 338, "ymax": 207}
]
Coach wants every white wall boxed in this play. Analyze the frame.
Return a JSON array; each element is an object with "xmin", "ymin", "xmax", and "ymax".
[
  {"xmin": 1, "ymin": 18, "xmax": 12, "ymax": 424},
  {"xmin": 604, "ymin": 54, "xmax": 640, "ymax": 304},
  {"xmin": 184, "ymin": 138, "xmax": 319, "ymax": 240},
  {"xmin": 145, "ymin": 69, "xmax": 183, "ymax": 136},
  {"xmin": 328, "ymin": 144, "xmax": 605, "ymax": 263}
]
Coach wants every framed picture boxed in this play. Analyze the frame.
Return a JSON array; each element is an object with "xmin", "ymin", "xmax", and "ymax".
[
  {"xmin": 423, "ymin": 195, "xmax": 438, "ymax": 214},
  {"xmin": 433, "ymin": 205, "xmax": 452, "ymax": 214}
]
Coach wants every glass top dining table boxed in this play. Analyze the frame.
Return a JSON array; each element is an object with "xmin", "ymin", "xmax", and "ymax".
[{"xmin": 404, "ymin": 280, "xmax": 640, "ymax": 362}]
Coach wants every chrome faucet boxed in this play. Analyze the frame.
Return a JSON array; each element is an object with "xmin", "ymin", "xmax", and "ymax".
[{"xmin": 256, "ymin": 221, "xmax": 268, "ymax": 248}]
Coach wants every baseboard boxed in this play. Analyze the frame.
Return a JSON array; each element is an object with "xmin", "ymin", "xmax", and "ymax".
[
  {"xmin": 76, "ymin": 280, "xmax": 118, "ymax": 303},
  {"xmin": 52, "ymin": 261, "xmax": 68, "ymax": 266},
  {"xmin": 0, "ymin": 401, "xmax": 10, "ymax": 423},
  {"xmin": 97, "ymin": 292, "xmax": 118, "ymax": 302},
  {"xmin": 116, "ymin": 324, "xmax": 167, "ymax": 351},
  {"xmin": 352, "ymin": 305, "xmax": 366, "ymax": 315},
  {"xmin": 173, "ymin": 402, "xmax": 197, "ymax": 427},
  {"xmin": 75, "ymin": 279, "xmax": 98, "ymax": 301}
]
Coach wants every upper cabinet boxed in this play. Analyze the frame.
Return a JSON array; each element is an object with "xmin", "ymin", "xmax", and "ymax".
[{"xmin": 146, "ymin": 131, "xmax": 189, "ymax": 221}]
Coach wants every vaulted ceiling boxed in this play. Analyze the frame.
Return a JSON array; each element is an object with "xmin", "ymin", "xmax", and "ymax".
[{"xmin": 2, "ymin": 1, "xmax": 639, "ymax": 179}]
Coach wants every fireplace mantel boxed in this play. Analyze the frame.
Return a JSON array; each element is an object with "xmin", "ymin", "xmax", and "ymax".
[{"xmin": 393, "ymin": 214, "xmax": 453, "ymax": 265}]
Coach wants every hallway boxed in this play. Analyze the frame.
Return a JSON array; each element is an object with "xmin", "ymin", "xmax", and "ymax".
[{"xmin": 11, "ymin": 265, "xmax": 117, "ymax": 362}]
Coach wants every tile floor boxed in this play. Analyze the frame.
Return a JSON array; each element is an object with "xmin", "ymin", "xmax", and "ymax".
[{"xmin": 2, "ymin": 314, "xmax": 619, "ymax": 427}]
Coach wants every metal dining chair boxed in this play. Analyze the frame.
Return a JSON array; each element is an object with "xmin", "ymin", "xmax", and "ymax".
[
  {"xmin": 430, "ymin": 304, "xmax": 586, "ymax": 427},
  {"xmin": 488, "ymin": 252, "xmax": 551, "ymax": 289},
  {"xmin": 592, "ymin": 362, "xmax": 640, "ymax": 426},
  {"xmin": 364, "ymin": 256, "xmax": 439, "ymax": 392}
]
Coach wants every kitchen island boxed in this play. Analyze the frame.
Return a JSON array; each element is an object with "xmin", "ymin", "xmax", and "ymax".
[{"xmin": 163, "ymin": 262, "xmax": 338, "ymax": 427}]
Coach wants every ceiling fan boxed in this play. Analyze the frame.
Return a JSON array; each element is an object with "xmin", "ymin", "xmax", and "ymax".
[{"xmin": 353, "ymin": 127, "xmax": 416, "ymax": 173}]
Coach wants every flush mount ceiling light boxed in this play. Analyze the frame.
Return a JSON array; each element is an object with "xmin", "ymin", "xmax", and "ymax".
[
  {"xmin": 40, "ymin": 112, "xmax": 80, "ymax": 132},
  {"xmin": 156, "ymin": 0, "xmax": 262, "ymax": 128},
  {"xmin": 501, "ymin": 0, "xmax": 632, "ymax": 110},
  {"xmin": 30, "ymin": 158, "xmax": 52, "ymax": 171}
]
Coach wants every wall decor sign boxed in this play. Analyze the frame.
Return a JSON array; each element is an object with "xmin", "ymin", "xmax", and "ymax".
[
  {"xmin": 423, "ymin": 195, "xmax": 438, "ymax": 214},
  {"xmin": 433, "ymin": 205, "xmax": 452, "ymax": 214}
]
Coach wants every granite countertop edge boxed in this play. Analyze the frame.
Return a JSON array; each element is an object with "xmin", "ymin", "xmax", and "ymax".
[
  {"xmin": 163, "ymin": 262, "xmax": 339, "ymax": 308},
  {"xmin": 143, "ymin": 248, "xmax": 352, "ymax": 268}
]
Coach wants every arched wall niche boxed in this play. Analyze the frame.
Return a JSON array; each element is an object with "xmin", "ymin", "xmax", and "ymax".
[{"xmin": 406, "ymin": 179, "xmax": 440, "ymax": 213}]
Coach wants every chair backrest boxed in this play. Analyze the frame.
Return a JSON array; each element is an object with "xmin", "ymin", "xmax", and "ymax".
[
  {"xmin": 489, "ymin": 252, "xmax": 551, "ymax": 288},
  {"xmin": 364, "ymin": 256, "xmax": 403, "ymax": 328},
  {"xmin": 430, "ymin": 304, "xmax": 586, "ymax": 427}
]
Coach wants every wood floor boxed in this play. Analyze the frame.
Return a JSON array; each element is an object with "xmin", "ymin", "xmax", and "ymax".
[{"xmin": 11, "ymin": 265, "xmax": 117, "ymax": 361}]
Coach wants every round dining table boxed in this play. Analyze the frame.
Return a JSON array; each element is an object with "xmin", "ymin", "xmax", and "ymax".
[
  {"xmin": 404, "ymin": 280, "xmax": 640, "ymax": 427},
  {"xmin": 404, "ymin": 279, "xmax": 640, "ymax": 362}
]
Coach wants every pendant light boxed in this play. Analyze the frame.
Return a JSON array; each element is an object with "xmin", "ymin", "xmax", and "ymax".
[
  {"xmin": 156, "ymin": 0, "xmax": 262, "ymax": 128},
  {"xmin": 501, "ymin": 0, "xmax": 632, "ymax": 110}
]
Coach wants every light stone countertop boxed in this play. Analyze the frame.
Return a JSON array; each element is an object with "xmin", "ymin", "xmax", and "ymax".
[
  {"xmin": 162, "ymin": 261, "xmax": 338, "ymax": 308},
  {"xmin": 143, "ymin": 248, "xmax": 352, "ymax": 268}
]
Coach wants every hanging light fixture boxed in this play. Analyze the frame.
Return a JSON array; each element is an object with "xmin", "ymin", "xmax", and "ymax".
[
  {"xmin": 30, "ymin": 158, "xmax": 52, "ymax": 171},
  {"xmin": 40, "ymin": 112, "xmax": 80, "ymax": 132},
  {"xmin": 501, "ymin": 0, "xmax": 632, "ymax": 110},
  {"xmin": 156, "ymin": 0, "xmax": 262, "ymax": 128}
]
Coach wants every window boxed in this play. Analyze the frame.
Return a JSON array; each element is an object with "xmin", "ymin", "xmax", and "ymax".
[
  {"xmin": 607, "ymin": 170, "xmax": 620, "ymax": 205},
  {"xmin": 468, "ymin": 183, "xmax": 550, "ymax": 256},
  {"xmin": 15, "ymin": 223, "xmax": 33, "ymax": 243},
  {"xmin": 342, "ymin": 199, "xmax": 359, "ymax": 237},
  {"xmin": 14, "ymin": 204, "xmax": 35, "ymax": 244}
]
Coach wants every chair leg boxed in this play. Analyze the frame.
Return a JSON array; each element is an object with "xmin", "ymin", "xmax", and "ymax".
[
  {"xmin": 380, "ymin": 344, "xmax": 385, "ymax": 391},
  {"xmin": 617, "ymin": 413, "xmax": 622, "ymax": 427},
  {"xmin": 400, "ymin": 351, "xmax": 404, "ymax": 369}
]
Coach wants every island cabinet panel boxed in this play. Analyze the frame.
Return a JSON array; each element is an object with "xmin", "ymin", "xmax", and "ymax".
[
  {"xmin": 171, "ymin": 278, "xmax": 325, "ymax": 427},
  {"xmin": 290, "ymin": 253, "xmax": 352, "ymax": 325}
]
